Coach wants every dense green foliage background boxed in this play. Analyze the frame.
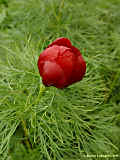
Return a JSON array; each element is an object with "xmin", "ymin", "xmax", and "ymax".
[{"xmin": 0, "ymin": 0, "xmax": 120, "ymax": 159}]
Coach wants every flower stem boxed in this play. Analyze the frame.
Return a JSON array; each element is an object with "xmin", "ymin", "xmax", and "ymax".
[{"xmin": 21, "ymin": 119, "xmax": 31, "ymax": 152}]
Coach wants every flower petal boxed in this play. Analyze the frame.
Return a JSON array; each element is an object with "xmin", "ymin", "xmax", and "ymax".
[
  {"xmin": 57, "ymin": 46, "xmax": 75, "ymax": 81},
  {"xmin": 39, "ymin": 45, "xmax": 59, "ymax": 61},
  {"xmin": 42, "ymin": 61, "xmax": 67, "ymax": 87},
  {"xmin": 70, "ymin": 55, "xmax": 86, "ymax": 84},
  {"xmin": 47, "ymin": 37, "xmax": 72, "ymax": 48},
  {"xmin": 71, "ymin": 46, "xmax": 82, "ymax": 56}
]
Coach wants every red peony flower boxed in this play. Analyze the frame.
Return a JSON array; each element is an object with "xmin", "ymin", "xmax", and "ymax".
[{"xmin": 37, "ymin": 37, "xmax": 86, "ymax": 89}]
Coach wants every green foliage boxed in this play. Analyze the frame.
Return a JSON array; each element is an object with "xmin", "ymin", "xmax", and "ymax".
[{"xmin": 0, "ymin": 0, "xmax": 120, "ymax": 159}]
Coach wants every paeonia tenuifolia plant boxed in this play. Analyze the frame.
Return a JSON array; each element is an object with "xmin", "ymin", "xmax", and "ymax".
[{"xmin": 37, "ymin": 37, "xmax": 86, "ymax": 89}]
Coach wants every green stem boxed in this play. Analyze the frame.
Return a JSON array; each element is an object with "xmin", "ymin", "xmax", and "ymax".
[
  {"xmin": 105, "ymin": 70, "xmax": 120, "ymax": 102},
  {"xmin": 21, "ymin": 119, "xmax": 31, "ymax": 152}
]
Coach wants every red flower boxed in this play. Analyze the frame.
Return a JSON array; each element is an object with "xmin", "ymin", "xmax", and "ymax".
[{"xmin": 37, "ymin": 37, "xmax": 86, "ymax": 89}]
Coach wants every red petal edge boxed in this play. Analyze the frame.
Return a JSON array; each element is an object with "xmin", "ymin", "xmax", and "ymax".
[
  {"xmin": 71, "ymin": 46, "xmax": 82, "ymax": 56},
  {"xmin": 47, "ymin": 37, "xmax": 82, "ymax": 57},
  {"xmin": 47, "ymin": 37, "xmax": 72, "ymax": 48}
]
